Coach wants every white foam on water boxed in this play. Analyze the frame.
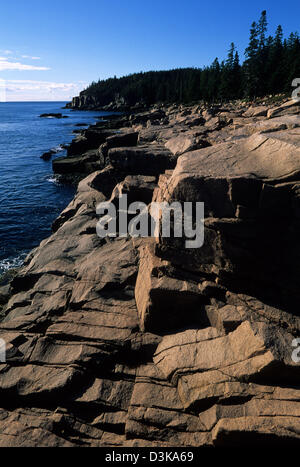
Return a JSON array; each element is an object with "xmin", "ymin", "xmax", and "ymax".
[
  {"xmin": 0, "ymin": 254, "xmax": 26, "ymax": 276},
  {"xmin": 52, "ymin": 145, "xmax": 64, "ymax": 153},
  {"xmin": 46, "ymin": 176, "xmax": 60, "ymax": 184}
]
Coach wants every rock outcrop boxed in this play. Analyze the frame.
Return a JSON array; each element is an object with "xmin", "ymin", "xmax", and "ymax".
[
  {"xmin": 39, "ymin": 113, "xmax": 68, "ymax": 119},
  {"xmin": 1, "ymin": 99, "xmax": 300, "ymax": 447}
]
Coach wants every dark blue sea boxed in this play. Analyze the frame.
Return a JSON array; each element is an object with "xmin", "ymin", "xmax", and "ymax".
[{"xmin": 0, "ymin": 102, "xmax": 110, "ymax": 275}]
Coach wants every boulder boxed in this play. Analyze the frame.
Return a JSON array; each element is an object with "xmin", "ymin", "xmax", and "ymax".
[
  {"xmin": 202, "ymin": 108, "xmax": 219, "ymax": 120},
  {"xmin": 204, "ymin": 116, "xmax": 229, "ymax": 131},
  {"xmin": 129, "ymin": 110, "xmax": 166, "ymax": 125},
  {"xmin": 229, "ymin": 115, "xmax": 300, "ymax": 138},
  {"xmin": 106, "ymin": 131, "xmax": 139, "ymax": 150},
  {"xmin": 52, "ymin": 150, "xmax": 100, "ymax": 175},
  {"xmin": 165, "ymin": 134, "xmax": 210, "ymax": 156},
  {"xmin": 205, "ymin": 304, "xmax": 243, "ymax": 334},
  {"xmin": 67, "ymin": 129, "xmax": 117, "ymax": 156},
  {"xmin": 243, "ymin": 105, "xmax": 268, "ymax": 118},
  {"xmin": 108, "ymin": 145, "xmax": 177, "ymax": 176},
  {"xmin": 89, "ymin": 165, "xmax": 127, "ymax": 198},
  {"xmin": 135, "ymin": 243, "xmax": 208, "ymax": 333},
  {"xmin": 138, "ymin": 127, "xmax": 162, "ymax": 144},
  {"xmin": 267, "ymin": 100, "xmax": 300, "ymax": 119},
  {"xmin": 153, "ymin": 321, "xmax": 276, "ymax": 384},
  {"xmin": 110, "ymin": 175, "xmax": 157, "ymax": 206}
]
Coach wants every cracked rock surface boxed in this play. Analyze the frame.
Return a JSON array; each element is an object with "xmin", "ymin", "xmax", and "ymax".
[{"xmin": 1, "ymin": 99, "xmax": 300, "ymax": 447}]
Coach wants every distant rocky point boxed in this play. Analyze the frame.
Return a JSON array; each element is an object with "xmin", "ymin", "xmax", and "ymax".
[{"xmin": 39, "ymin": 113, "xmax": 69, "ymax": 119}]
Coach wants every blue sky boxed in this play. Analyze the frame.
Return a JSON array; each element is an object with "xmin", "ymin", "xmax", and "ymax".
[{"xmin": 1, "ymin": 0, "xmax": 300, "ymax": 101}]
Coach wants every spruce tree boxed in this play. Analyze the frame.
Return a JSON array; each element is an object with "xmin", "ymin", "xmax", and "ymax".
[
  {"xmin": 266, "ymin": 25, "xmax": 284, "ymax": 94},
  {"xmin": 258, "ymin": 10, "xmax": 268, "ymax": 49},
  {"xmin": 244, "ymin": 21, "xmax": 259, "ymax": 97}
]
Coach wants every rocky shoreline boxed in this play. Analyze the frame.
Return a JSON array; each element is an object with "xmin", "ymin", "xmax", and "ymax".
[{"xmin": 0, "ymin": 97, "xmax": 300, "ymax": 447}]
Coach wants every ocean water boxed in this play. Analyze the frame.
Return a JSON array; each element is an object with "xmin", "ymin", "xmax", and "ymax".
[{"xmin": 0, "ymin": 101, "xmax": 111, "ymax": 275}]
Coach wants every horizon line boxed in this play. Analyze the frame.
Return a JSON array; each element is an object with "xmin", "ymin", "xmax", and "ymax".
[{"xmin": 0, "ymin": 100, "xmax": 69, "ymax": 103}]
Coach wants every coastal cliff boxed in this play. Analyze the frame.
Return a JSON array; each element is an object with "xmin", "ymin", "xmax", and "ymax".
[
  {"xmin": 65, "ymin": 93, "xmax": 132, "ymax": 112},
  {"xmin": 0, "ymin": 98, "xmax": 300, "ymax": 447}
]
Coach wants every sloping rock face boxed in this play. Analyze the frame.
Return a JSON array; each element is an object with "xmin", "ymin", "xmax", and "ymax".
[
  {"xmin": 1, "ymin": 100, "xmax": 300, "ymax": 447},
  {"xmin": 154, "ymin": 129, "xmax": 300, "ymax": 310}
]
